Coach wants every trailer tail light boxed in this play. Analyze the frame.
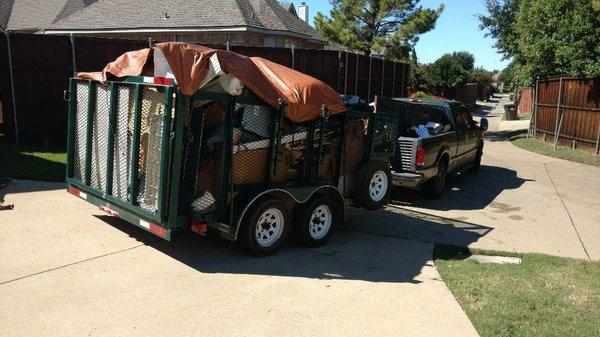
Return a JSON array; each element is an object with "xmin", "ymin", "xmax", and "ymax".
[
  {"xmin": 191, "ymin": 221, "xmax": 208, "ymax": 234},
  {"xmin": 416, "ymin": 146, "xmax": 425, "ymax": 167},
  {"xmin": 99, "ymin": 206, "xmax": 119, "ymax": 217}
]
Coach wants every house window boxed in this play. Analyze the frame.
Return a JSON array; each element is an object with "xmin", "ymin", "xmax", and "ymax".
[{"xmin": 264, "ymin": 37, "xmax": 297, "ymax": 48}]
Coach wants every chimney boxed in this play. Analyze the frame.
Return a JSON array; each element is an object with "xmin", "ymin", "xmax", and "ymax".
[{"xmin": 297, "ymin": 2, "xmax": 309, "ymax": 22}]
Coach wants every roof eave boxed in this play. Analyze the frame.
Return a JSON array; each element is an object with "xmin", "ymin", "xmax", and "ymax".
[{"xmin": 43, "ymin": 25, "xmax": 323, "ymax": 42}]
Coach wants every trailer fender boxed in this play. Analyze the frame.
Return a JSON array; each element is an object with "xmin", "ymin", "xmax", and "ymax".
[{"xmin": 223, "ymin": 185, "xmax": 345, "ymax": 242}]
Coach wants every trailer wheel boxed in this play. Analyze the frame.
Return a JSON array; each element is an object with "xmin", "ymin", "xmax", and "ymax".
[
  {"xmin": 294, "ymin": 196, "xmax": 341, "ymax": 247},
  {"xmin": 239, "ymin": 197, "xmax": 291, "ymax": 256},
  {"xmin": 354, "ymin": 160, "xmax": 392, "ymax": 210}
]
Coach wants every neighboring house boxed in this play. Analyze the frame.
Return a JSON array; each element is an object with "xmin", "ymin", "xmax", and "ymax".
[{"xmin": 42, "ymin": 0, "xmax": 324, "ymax": 49}]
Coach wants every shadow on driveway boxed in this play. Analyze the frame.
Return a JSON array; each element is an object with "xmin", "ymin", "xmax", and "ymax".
[
  {"xmin": 94, "ymin": 203, "xmax": 493, "ymax": 284},
  {"xmin": 391, "ymin": 165, "xmax": 532, "ymax": 212}
]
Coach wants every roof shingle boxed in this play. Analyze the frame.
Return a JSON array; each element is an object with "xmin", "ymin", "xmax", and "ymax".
[{"xmin": 46, "ymin": 0, "xmax": 322, "ymax": 41}]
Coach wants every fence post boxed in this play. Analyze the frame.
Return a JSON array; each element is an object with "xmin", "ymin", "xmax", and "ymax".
[
  {"xmin": 392, "ymin": 61, "xmax": 396, "ymax": 97},
  {"xmin": 380, "ymin": 57, "xmax": 385, "ymax": 97},
  {"xmin": 595, "ymin": 120, "xmax": 600, "ymax": 155},
  {"xmin": 344, "ymin": 51, "xmax": 348, "ymax": 95},
  {"xmin": 400, "ymin": 62, "xmax": 406, "ymax": 97},
  {"xmin": 70, "ymin": 33, "xmax": 77, "ymax": 73},
  {"xmin": 528, "ymin": 78, "xmax": 539, "ymax": 139},
  {"xmin": 355, "ymin": 53, "xmax": 359, "ymax": 96},
  {"xmin": 553, "ymin": 77, "xmax": 564, "ymax": 144},
  {"xmin": 367, "ymin": 55, "xmax": 372, "ymax": 101},
  {"xmin": 554, "ymin": 114, "xmax": 563, "ymax": 150},
  {"xmin": 2, "ymin": 29, "xmax": 19, "ymax": 144}
]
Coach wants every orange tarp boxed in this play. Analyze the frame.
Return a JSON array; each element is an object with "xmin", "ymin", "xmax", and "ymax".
[{"xmin": 75, "ymin": 42, "xmax": 346, "ymax": 123}]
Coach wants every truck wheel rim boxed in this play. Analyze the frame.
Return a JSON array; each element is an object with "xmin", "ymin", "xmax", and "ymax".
[
  {"xmin": 369, "ymin": 171, "xmax": 388, "ymax": 202},
  {"xmin": 308, "ymin": 205, "xmax": 332, "ymax": 240},
  {"xmin": 255, "ymin": 208, "xmax": 284, "ymax": 247}
]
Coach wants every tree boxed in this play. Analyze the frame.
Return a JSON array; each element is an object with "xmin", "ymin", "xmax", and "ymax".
[
  {"xmin": 479, "ymin": 0, "xmax": 600, "ymax": 84},
  {"xmin": 425, "ymin": 54, "xmax": 468, "ymax": 94},
  {"xmin": 469, "ymin": 67, "xmax": 493, "ymax": 87},
  {"xmin": 515, "ymin": 0, "xmax": 600, "ymax": 80},
  {"xmin": 451, "ymin": 51, "xmax": 475, "ymax": 71},
  {"xmin": 478, "ymin": 0, "xmax": 522, "ymax": 60},
  {"xmin": 315, "ymin": 0, "xmax": 443, "ymax": 59}
]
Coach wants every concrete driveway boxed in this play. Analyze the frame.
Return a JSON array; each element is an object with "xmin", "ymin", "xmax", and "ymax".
[{"xmin": 0, "ymin": 180, "xmax": 477, "ymax": 337}]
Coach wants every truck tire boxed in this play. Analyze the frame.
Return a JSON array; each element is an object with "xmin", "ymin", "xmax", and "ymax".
[
  {"xmin": 238, "ymin": 197, "xmax": 291, "ymax": 256},
  {"xmin": 354, "ymin": 160, "xmax": 392, "ymax": 210},
  {"xmin": 294, "ymin": 196, "xmax": 341, "ymax": 247},
  {"xmin": 426, "ymin": 158, "xmax": 447, "ymax": 199},
  {"xmin": 469, "ymin": 144, "xmax": 483, "ymax": 173}
]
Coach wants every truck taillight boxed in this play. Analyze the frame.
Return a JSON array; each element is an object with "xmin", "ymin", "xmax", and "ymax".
[{"xmin": 416, "ymin": 146, "xmax": 425, "ymax": 167}]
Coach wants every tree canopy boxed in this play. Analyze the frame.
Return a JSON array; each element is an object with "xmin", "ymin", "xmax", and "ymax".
[
  {"xmin": 315, "ymin": 0, "xmax": 443, "ymax": 59},
  {"xmin": 425, "ymin": 52, "xmax": 474, "ymax": 93},
  {"xmin": 480, "ymin": 0, "xmax": 600, "ymax": 89}
]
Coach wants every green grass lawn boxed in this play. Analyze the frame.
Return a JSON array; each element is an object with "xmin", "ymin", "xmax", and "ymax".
[
  {"xmin": 435, "ymin": 245, "xmax": 600, "ymax": 337},
  {"xmin": 509, "ymin": 131, "xmax": 600, "ymax": 167},
  {"xmin": 0, "ymin": 141, "xmax": 66, "ymax": 182}
]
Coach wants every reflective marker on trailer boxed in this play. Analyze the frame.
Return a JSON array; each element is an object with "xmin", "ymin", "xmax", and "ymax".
[
  {"xmin": 139, "ymin": 219, "xmax": 167, "ymax": 238},
  {"xmin": 142, "ymin": 76, "xmax": 174, "ymax": 86},
  {"xmin": 68, "ymin": 186, "xmax": 87, "ymax": 200}
]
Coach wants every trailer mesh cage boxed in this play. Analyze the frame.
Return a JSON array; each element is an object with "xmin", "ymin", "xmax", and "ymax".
[
  {"xmin": 68, "ymin": 79, "xmax": 175, "ymax": 221},
  {"xmin": 67, "ymin": 77, "xmax": 376, "ymax": 239}
]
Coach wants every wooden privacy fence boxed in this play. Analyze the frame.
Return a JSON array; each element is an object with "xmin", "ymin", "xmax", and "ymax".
[
  {"xmin": 0, "ymin": 33, "xmax": 409, "ymax": 147},
  {"xmin": 532, "ymin": 76, "xmax": 600, "ymax": 154}
]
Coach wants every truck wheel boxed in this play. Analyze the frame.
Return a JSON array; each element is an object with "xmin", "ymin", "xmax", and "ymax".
[
  {"xmin": 294, "ymin": 196, "xmax": 341, "ymax": 247},
  {"xmin": 354, "ymin": 160, "xmax": 392, "ymax": 210},
  {"xmin": 470, "ymin": 144, "xmax": 483, "ymax": 173},
  {"xmin": 426, "ymin": 159, "xmax": 447, "ymax": 199},
  {"xmin": 239, "ymin": 197, "xmax": 290, "ymax": 256}
]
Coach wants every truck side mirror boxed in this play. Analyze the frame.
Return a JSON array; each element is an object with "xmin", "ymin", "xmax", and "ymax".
[{"xmin": 480, "ymin": 118, "xmax": 489, "ymax": 132}]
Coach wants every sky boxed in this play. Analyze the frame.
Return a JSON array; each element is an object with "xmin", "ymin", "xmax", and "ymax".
[{"xmin": 299, "ymin": 0, "xmax": 510, "ymax": 71}]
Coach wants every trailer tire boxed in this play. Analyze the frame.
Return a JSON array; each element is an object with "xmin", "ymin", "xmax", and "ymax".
[
  {"xmin": 354, "ymin": 160, "xmax": 392, "ymax": 210},
  {"xmin": 294, "ymin": 196, "xmax": 341, "ymax": 247},
  {"xmin": 239, "ymin": 197, "xmax": 291, "ymax": 256}
]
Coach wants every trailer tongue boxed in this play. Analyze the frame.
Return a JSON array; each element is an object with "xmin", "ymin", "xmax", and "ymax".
[{"xmin": 65, "ymin": 43, "xmax": 396, "ymax": 255}]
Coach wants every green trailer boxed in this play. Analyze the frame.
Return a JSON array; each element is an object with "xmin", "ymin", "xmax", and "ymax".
[{"xmin": 65, "ymin": 71, "xmax": 401, "ymax": 255}]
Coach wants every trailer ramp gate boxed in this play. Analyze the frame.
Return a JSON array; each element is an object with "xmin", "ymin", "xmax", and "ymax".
[{"xmin": 66, "ymin": 78, "xmax": 179, "ymax": 239}]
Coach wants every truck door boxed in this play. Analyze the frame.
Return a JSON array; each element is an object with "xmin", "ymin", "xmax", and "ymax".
[{"xmin": 451, "ymin": 104, "xmax": 478, "ymax": 165}]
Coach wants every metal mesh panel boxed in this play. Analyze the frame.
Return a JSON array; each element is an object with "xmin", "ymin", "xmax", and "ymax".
[
  {"xmin": 112, "ymin": 86, "xmax": 133, "ymax": 201},
  {"xmin": 90, "ymin": 84, "xmax": 110, "ymax": 191},
  {"xmin": 341, "ymin": 117, "xmax": 367, "ymax": 195},
  {"xmin": 372, "ymin": 116, "xmax": 398, "ymax": 154},
  {"xmin": 137, "ymin": 86, "xmax": 167, "ymax": 213},
  {"xmin": 73, "ymin": 82, "xmax": 89, "ymax": 183},
  {"xmin": 189, "ymin": 100, "xmax": 225, "ymax": 215},
  {"xmin": 232, "ymin": 104, "xmax": 277, "ymax": 185}
]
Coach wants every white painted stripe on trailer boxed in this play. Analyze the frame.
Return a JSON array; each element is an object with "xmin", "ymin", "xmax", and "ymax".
[{"xmin": 139, "ymin": 219, "xmax": 151, "ymax": 229}]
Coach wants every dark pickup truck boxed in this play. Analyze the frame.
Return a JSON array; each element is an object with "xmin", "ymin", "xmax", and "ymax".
[{"xmin": 374, "ymin": 97, "xmax": 488, "ymax": 198}]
